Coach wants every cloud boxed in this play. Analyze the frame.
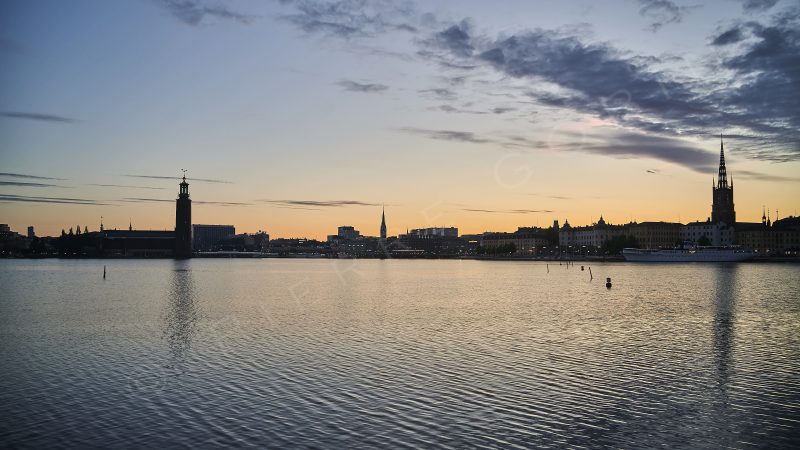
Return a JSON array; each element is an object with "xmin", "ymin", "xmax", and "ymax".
[
  {"xmin": 529, "ymin": 194, "xmax": 572, "ymax": 200},
  {"xmin": 88, "ymin": 184, "xmax": 165, "ymax": 190},
  {"xmin": 276, "ymin": 1, "xmax": 798, "ymax": 164},
  {"xmin": 711, "ymin": 26, "xmax": 745, "ymax": 45},
  {"xmin": 431, "ymin": 21, "xmax": 474, "ymax": 56},
  {"xmin": 337, "ymin": 79, "xmax": 389, "ymax": 93},
  {"xmin": 0, "ymin": 194, "xmax": 107, "ymax": 205},
  {"xmin": 155, "ymin": 0, "xmax": 255, "ymax": 26},
  {"xmin": 0, "ymin": 181, "xmax": 63, "ymax": 187},
  {"xmin": 417, "ymin": 11, "xmax": 799, "ymax": 162},
  {"xmin": 419, "ymin": 88, "xmax": 457, "ymax": 100},
  {"xmin": 492, "ymin": 107, "xmax": 516, "ymax": 114},
  {"xmin": 121, "ymin": 197, "xmax": 251, "ymax": 206},
  {"xmin": 278, "ymin": 0, "xmax": 418, "ymax": 38},
  {"xmin": 740, "ymin": 0, "xmax": 779, "ymax": 12},
  {"xmin": 553, "ymin": 130, "xmax": 719, "ymax": 172},
  {"xmin": 397, "ymin": 127, "xmax": 491, "ymax": 144},
  {"xmin": 463, "ymin": 208, "xmax": 553, "ymax": 214},
  {"xmin": 262, "ymin": 199, "xmax": 379, "ymax": 208},
  {"xmin": 638, "ymin": 0, "xmax": 691, "ymax": 32},
  {"xmin": 124, "ymin": 174, "xmax": 233, "ymax": 184},
  {"xmin": 0, "ymin": 172, "xmax": 65, "ymax": 180},
  {"xmin": 733, "ymin": 170, "xmax": 799, "ymax": 182},
  {"xmin": 0, "ymin": 112, "xmax": 76, "ymax": 123}
]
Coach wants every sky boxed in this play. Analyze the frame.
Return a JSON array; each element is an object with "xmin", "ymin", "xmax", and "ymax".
[{"xmin": 1, "ymin": 0, "xmax": 798, "ymax": 239}]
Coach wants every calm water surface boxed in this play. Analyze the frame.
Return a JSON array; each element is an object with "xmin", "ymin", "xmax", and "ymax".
[{"xmin": 1, "ymin": 259, "xmax": 799, "ymax": 448}]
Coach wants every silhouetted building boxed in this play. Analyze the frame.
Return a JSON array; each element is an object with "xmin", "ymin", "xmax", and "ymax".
[
  {"xmin": 53, "ymin": 173, "xmax": 198, "ymax": 257},
  {"xmin": 480, "ymin": 227, "xmax": 550, "ymax": 255},
  {"xmin": 175, "ymin": 174, "xmax": 192, "ymax": 258},
  {"xmin": 193, "ymin": 224, "xmax": 235, "ymax": 251},
  {"xmin": 218, "ymin": 232, "xmax": 269, "ymax": 252},
  {"xmin": 559, "ymin": 216, "xmax": 624, "ymax": 248},
  {"xmin": 408, "ymin": 227, "xmax": 458, "ymax": 238},
  {"xmin": 380, "ymin": 207, "xmax": 387, "ymax": 240},
  {"xmin": 712, "ymin": 137, "xmax": 736, "ymax": 226},
  {"xmin": 336, "ymin": 226, "xmax": 360, "ymax": 240},
  {"xmin": 97, "ymin": 230, "xmax": 176, "ymax": 257},
  {"xmin": 27, "ymin": 226, "xmax": 35, "ymax": 238},
  {"xmin": 736, "ymin": 213, "xmax": 800, "ymax": 255},
  {"xmin": 680, "ymin": 220, "xmax": 734, "ymax": 246},
  {"xmin": 626, "ymin": 221, "xmax": 682, "ymax": 249}
]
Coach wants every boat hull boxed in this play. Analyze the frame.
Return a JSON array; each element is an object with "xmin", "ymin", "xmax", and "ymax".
[{"xmin": 622, "ymin": 248, "xmax": 754, "ymax": 262}]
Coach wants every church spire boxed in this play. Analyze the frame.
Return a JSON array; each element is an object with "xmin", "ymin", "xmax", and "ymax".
[
  {"xmin": 380, "ymin": 205, "xmax": 387, "ymax": 240},
  {"xmin": 717, "ymin": 134, "xmax": 728, "ymax": 189}
]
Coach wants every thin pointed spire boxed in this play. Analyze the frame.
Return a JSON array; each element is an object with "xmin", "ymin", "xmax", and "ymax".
[
  {"xmin": 380, "ymin": 204, "xmax": 387, "ymax": 239},
  {"xmin": 717, "ymin": 133, "xmax": 728, "ymax": 189}
]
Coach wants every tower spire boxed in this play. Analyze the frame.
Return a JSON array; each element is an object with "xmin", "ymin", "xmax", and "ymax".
[
  {"xmin": 380, "ymin": 204, "xmax": 387, "ymax": 240},
  {"xmin": 717, "ymin": 134, "xmax": 728, "ymax": 189}
]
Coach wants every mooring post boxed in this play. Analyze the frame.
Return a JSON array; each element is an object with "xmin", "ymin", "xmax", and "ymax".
[{"xmin": 103, "ymin": 265, "xmax": 106, "ymax": 280}]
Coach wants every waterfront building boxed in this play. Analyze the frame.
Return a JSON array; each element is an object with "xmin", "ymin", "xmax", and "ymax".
[
  {"xmin": 54, "ymin": 174, "xmax": 193, "ymax": 258},
  {"xmin": 480, "ymin": 227, "xmax": 550, "ymax": 255},
  {"xmin": 407, "ymin": 227, "xmax": 458, "ymax": 238},
  {"xmin": 27, "ymin": 226, "xmax": 35, "ymax": 238},
  {"xmin": 626, "ymin": 222, "xmax": 682, "ymax": 249},
  {"xmin": 193, "ymin": 224, "xmax": 235, "ymax": 251},
  {"xmin": 218, "ymin": 232, "xmax": 270, "ymax": 252},
  {"xmin": 680, "ymin": 220, "xmax": 734, "ymax": 246},
  {"xmin": 736, "ymin": 214, "xmax": 800, "ymax": 255},
  {"xmin": 336, "ymin": 226, "xmax": 361, "ymax": 240},
  {"xmin": 395, "ymin": 233, "xmax": 466, "ymax": 256},
  {"xmin": 559, "ymin": 216, "xmax": 625, "ymax": 249},
  {"xmin": 175, "ymin": 174, "xmax": 192, "ymax": 258}
]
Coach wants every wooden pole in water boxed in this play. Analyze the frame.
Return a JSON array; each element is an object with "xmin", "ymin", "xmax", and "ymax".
[
  {"xmin": 103, "ymin": 265, "xmax": 106, "ymax": 280},
  {"xmin": 589, "ymin": 266, "xmax": 593, "ymax": 280},
  {"xmin": 547, "ymin": 264, "xmax": 549, "ymax": 273}
]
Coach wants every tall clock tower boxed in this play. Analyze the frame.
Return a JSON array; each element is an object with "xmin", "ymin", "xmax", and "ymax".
[{"xmin": 175, "ymin": 173, "xmax": 192, "ymax": 258}]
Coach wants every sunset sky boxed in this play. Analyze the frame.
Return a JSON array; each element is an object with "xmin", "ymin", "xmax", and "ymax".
[{"xmin": 1, "ymin": 0, "xmax": 798, "ymax": 239}]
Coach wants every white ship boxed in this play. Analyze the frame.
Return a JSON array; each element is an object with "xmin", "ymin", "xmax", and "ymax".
[{"xmin": 622, "ymin": 247, "xmax": 754, "ymax": 262}]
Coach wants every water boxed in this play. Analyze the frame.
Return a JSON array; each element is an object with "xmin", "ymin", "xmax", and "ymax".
[{"xmin": 1, "ymin": 259, "xmax": 799, "ymax": 448}]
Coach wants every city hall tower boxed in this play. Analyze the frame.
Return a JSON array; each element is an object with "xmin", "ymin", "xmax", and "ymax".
[{"xmin": 175, "ymin": 172, "xmax": 192, "ymax": 258}]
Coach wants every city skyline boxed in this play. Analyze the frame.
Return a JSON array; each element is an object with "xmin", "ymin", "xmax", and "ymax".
[{"xmin": 2, "ymin": 0, "xmax": 799, "ymax": 239}]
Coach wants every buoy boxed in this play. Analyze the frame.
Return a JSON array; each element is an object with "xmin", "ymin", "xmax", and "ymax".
[
  {"xmin": 606, "ymin": 277, "xmax": 612, "ymax": 288},
  {"xmin": 581, "ymin": 265, "xmax": 584, "ymax": 271}
]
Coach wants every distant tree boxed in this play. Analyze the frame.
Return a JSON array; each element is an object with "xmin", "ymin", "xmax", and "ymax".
[
  {"xmin": 601, "ymin": 235, "xmax": 639, "ymax": 255},
  {"xmin": 697, "ymin": 235, "xmax": 712, "ymax": 246}
]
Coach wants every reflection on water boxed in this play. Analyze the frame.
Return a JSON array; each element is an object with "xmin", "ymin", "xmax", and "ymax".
[
  {"xmin": 163, "ymin": 261, "xmax": 197, "ymax": 362},
  {"xmin": 1, "ymin": 259, "xmax": 798, "ymax": 448},
  {"xmin": 712, "ymin": 264, "xmax": 737, "ymax": 394}
]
